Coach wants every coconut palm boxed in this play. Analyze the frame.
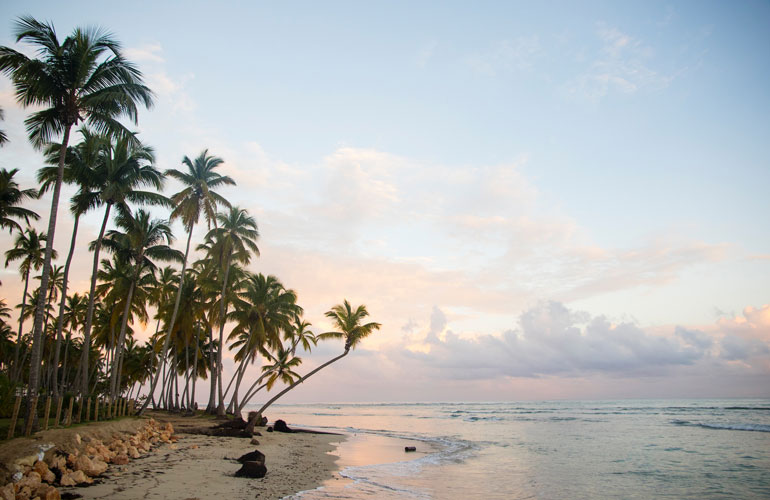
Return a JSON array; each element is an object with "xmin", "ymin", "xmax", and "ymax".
[
  {"xmin": 228, "ymin": 273, "xmax": 303, "ymax": 416},
  {"xmin": 59, "ymin": 292, "xmax": 86, "ymax": 393},
  {"xmin": 204, "ymin": 207, "xmax": 259, "ymax": 416},
  {"xmin": 4, "ymin": 228, "xmax": 54, "ymax": 380},
  {"xmin": 100, "ymin": 209, "xmax": 182, "ymax": 399},
  {"xmin": 245, "ymin": 300, "xmax": 380, "ymax": 434},
  {"xmin": 0, "ymin": 106, "xmax": 7, "ymax": 145},
  {"xmin": 78, "ymin": 136, "xmax": 167, "ymax": 395},
  {"xmin": 0, "ymin": 168, "xmax": 39, "ymax": 235},
  {"xmin": 39, "ymin": 129, "xmax": 105, "ymax": 397},
  {"xmin": 139, "ymin": 150, "xmax": 234, "ymax": 413},
  {"xmin": 0, "ymin": 17, "xmax": 154, "ymax": 418}
]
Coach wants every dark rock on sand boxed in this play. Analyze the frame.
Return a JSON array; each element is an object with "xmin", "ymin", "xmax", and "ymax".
[
  {"xmin": 237, "ymin": 450, "xmax": 265, "ymax": 465},
  {"xmin": 248, "ymin": 412, "xmax": 269, "ymax": 427},
  {"xmin": 405, "ymin": 446, "xmax": 417, "ymax": 452},
  {"xmin": 266, "ymin": 427, "xmax": 273, "ymax": 432},
  {"xmin": 234, "ymin": 461, "xmax": 267, "ymax": 478},
  {"xmin": 273, "ymin": 419, "xmax": 292, "ymax": 433}
]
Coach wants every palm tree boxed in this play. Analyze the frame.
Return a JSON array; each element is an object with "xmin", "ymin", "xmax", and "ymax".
[
  {"xmin": 4, "ymin": 228, "xmax": 54, "ymax": 380},
  {"xmin": 0, "ymin": 168, "xmax": 39, "ymax": 234},
  {"xmin": 0, "ymin": 17, "xmax": 154, "ymax": 422},
  {"xmin": 100, "ymin": 209, "xmax": 182, "ymax": 399},
  {"xmin": 78, "ymin": 136, "xmax": 167, "ymax": 395},
  {"xmin": 60, "ymin": 293, "xmax": 86, "ymax": 393},
  {"xmin": 39, "ymin": 129, "xmax": 105, "ymax": 397},
  {"xmin": 205, "ymin": 207, "xmax": 260, "ymax": 416},
  {"xmin": 139, "ymin": 150, "xmax": 234, "ymax": 413},
  {"xmin": 227, "ymin": 273, "xmax": 303, "ymax": 417},
  {"xmin": 245, "ymin": 300, "xmax": 380, "ymax": 434},
  {"xmin": 0, "ymin": 106, "xmax": 7, "ymax": 145}
]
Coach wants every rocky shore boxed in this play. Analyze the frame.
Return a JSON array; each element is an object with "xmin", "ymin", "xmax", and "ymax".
[{"xmin": 0, "ymin": 413, "xmax": 343, "ymax": 500}]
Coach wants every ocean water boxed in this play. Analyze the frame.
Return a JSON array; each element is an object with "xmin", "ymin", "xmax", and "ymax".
[{"xmin": 263, "ymin": 400, "xmax": 770, "ymax": 499}]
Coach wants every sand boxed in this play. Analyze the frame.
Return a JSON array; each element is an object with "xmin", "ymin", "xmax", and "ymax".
[{"xmin": 59, "ymin": 413, "xmax": 345, "ymax": 500}]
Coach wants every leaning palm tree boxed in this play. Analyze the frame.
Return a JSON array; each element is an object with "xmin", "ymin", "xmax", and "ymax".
[
  {"xmin": 4, "ymin": 228, "xmax": 54, "ymax": 380},
  {"xmin": 100, "ymin": 209, "xmax": 182, "ymax": 399},
  {"xmin": 205, "ymin": 207, "xmax": 260, "ymax": 416},
  {"xmin": 0, "ymin": 168, "xmax": 39, "ymax": 235},
  {"xmin": 0, "ymin": 16, "xmax": 153, "ymax": 421},
  {"xmin": 139, "ymin": 150, "xmax": 233, "ymax": 413},
  {"xmin": 78, "ymin": 136, "xmax": 167, "ymax": 395},
  {"xmin": 244, "ymin": 300, "xmax": 380, "ymax": 434}
]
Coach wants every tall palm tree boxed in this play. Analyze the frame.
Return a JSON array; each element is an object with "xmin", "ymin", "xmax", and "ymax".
[
  {"xmin": 245, "ymin": 300, "xmax": 380, "ymax": 434},
  {"xmin": 0, "ymin": 168, "xmax": 39, "ymax": 234},
  {"xmin": 205, "ymin": 207, "xmax": 260, "ymax": 416},
  {"xmin": 4, "ymin": 228, "xmax": 55, "ymax": 380},
  {"xmin": 0, "ymin": 17, "xmax": 153, "ymax": 421},
  {"xmin": 60, "ymin": 292, "xmax": 86, "ymax": 393},
  {"xmin": 139, "ymin": 150, "xmax": 233, "ymax": 413},
  {"xmin": 39, "ymin": 128, "xmax": 105, "ymax": 397},
  {"xmin": 78, "ymin": 136, "xmax": 167, "ymax": 395},
  {"xmin": 100, "ymin": 209, "xmax": 182, "ymax": 399}
]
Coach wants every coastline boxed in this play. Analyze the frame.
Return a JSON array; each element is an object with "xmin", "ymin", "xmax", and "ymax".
[{"xmin": 61, "ymin": 416, "xmax": 345, "ymax": 500}]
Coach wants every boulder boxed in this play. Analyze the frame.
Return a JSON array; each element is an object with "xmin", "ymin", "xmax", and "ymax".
[
  {"xmin": 112, "ymin": 454, "xmax": 129, "ymax": 465},
  {"xmin": 33, "ymin": 461, "xmax": 56, "ymax": 484},
  {"xmin": 0, "ymin": 483, "xmax": 14, "ymax": 500},
  {"xmin": 74, "ymin": 455, "xmax": 107, "ymax": 477},
  {"xmin": 273, "ymin": 420, "xmax": 292, "ymax": 433},
  {"xmin": 127, "ymin": 446, "xmax": 140, "ymax": 459},
  {"xmin": 59, "ymin": 470, "xmax": 92, "ymax": 486},
  {"xmin": 34, "ymin": 484, "xmax": 60, "ymax": 500},
  {"xmin": 405, "ymin": 446, "xmax": 417, "ymax": 452},
  {"xmin": 16, "ymin": 472, "xmax": 41, "ymax": 491},
  {"xmin": 234, "ymin": 462, "xmax": 267, "ymax": 478},
  {"xmin": 250, "ymin": 438, "xmax": 260, "ymax": 445},
  {"xmin": 15, "ymin": 485, "xmax": 32, "ymax": 500},
  {"xmin": 236, "ymin": 450, "xmax": 265, "ymax": 465}
]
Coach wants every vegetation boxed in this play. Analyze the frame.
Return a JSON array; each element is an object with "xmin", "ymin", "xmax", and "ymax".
[{"xmin": 0, "ymin": 16, "xmax": 379, "ymax": 429}]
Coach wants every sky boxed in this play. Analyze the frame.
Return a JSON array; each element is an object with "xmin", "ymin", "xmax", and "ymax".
[{"xmin": 0, "ymin": 0, "xmax": 768, "ymax": 402}]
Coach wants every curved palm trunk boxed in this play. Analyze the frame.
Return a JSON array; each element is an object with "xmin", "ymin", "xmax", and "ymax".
[
  {"xmin": 139, "ymin": 225, "xmax": 194, "ymax": 414},
  {"xmin": 109, "ymin": 277, "xmax": 137, "ymax": 399},
  {"xmin": 80, "ymin": 201, "xmax": 112, "ymax": 395},
  {"xmin": 245, "ymin": 349, "xmax": 349, "ymax": 434},
  {"xmin": 11, "ymin": 267, "xmax": 31, "ymax": 382},
  {"xmin": 215, "ymin": 257, "xmax": 233, "ymax": 417},
  {"xmin": 26, "ymin": 125, "xmax": 72, "ymax": 427},
  {"xmin": 52, "ymin": 214, "xmax": 80, "ymax": 398},
  {"xmin": 191, "ymin": 327, "xmax": 200, "ymax": 410}
]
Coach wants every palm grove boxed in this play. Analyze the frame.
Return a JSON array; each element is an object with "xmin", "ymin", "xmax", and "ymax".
[{"xmin": 0, "ymin": 17, "xmax": 380, "ymax": 429}]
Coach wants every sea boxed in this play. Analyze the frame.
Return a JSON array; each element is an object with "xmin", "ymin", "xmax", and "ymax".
[{"xmin": 261, "ymin": 399, "xmax": 770, "ymax": 499}]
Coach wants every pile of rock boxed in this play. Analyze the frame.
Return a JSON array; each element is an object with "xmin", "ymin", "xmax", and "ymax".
[{"xmin": 0, "ymin": 419, "xmax": 177, "ymax": 500}]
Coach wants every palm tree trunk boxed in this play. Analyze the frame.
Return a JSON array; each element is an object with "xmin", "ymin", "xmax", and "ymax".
[
  {"xmin": 206, "ymin": 325, "xmax": 216, "ymax": 413},
  {"xmin": 11, "ymin": 268, "xmax": 31, "ymax": 382},
  {"xmin": 215, "ymin": 256, "xmax": 233, "ymax": 417},
  {"xmin": 139, "ymin": 225, "xmax": 194, "ymax": 414},
  {"xmin": 191, "ymin": 328, "xmax": 199, "ymax": 410},
  {"xmin": 52, "ymin": 214, "xmax": 80, "ymax": 398},
  {"xmin": 110, "ymin": 273, "xmax": 138, "ymax": 399},
  {"xmin": 26, "ymin": 124, "xmax": 72, "ymax": 427},
  {"xmin": 60, "ymin": 330, "xmax": 71, "ymax": 393},
  {"xmin": 245, "ymin": 350, "xmax": 350, "ymax": 434},
  {"xmin": 79, "ymin": 201, "xmax": 112, "ymax": 395}
]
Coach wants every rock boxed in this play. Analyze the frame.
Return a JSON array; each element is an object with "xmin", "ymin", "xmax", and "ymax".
[
  {"xmin": 74, "ymin": 434, "xmax": 81, "ymax": 445},
  {"xmin": 34, "ymin": 484, "xmax": 60, "ymax": 500},
  {"xmin": 112, "ymin": 454, "xmax": 129, "ymax": 465},
  {"xmin": 169, "ymin": 444, "xmax": 178, "ymax": 450},
  {"xmin": 189, "ymin": 445, "xmax": 199, "ymax": 449},
  {"xmin": 234, "ymin": 461, "xmax": 267, "ymax": 478},
  {"xmin": 59, "ymin": 470, "xmax": 92, "ymax": 486},
  {"xmin": 266, "ymin": 427, "xmax": 273, "ymax": 433},
  {"xmin": 405, "ymin": 446, "xmax": 417, "ymax": 452},
  {"xmin": 127, "ymin": 446, "xmax": 140, "ymax": 459},
  {"xmin": 33, "ymin": 461, "xmax": 56, "ymax": 484},
  {"xmin": 17, "ymin": 472, "xmax": 41, "ymax": 490},
  {"xmin": 74, "ymin": 455, "xmax": 108, "ymax": 477},
  {"xmin": 236, "ymin": 450, "xmax": 265, "ymax": 465},
  {"xmin": 15, "ymin": 485, "xmax": 32, "ymax": 500},
  {"xmin": 249, "ymin": 438, "xmax": 260, "ymax": 445},
  {"xmin": 273, "ymin": 420, "xmax": 292, "ymax": 433},
  {"xmin": 15, "ymin": 453, "xmax": 39, "ymax": 469},
  {"xmin": 0, "ymin": 483, "xmax": 14, "ymax": 500}
]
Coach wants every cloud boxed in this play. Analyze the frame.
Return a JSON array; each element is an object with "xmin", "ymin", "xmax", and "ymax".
[
  {"xmin": 566, "ymin": 25, "xmax": 673, "ymax": 100},
  {"xmin": 124, "ymin": 43, "xmax": 165, "ymax": 63}
]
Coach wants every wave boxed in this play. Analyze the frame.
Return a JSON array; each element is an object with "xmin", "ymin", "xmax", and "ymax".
[{"xmin": 671, "ymin": 419, "xmax": 770, "ymax": 433}]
